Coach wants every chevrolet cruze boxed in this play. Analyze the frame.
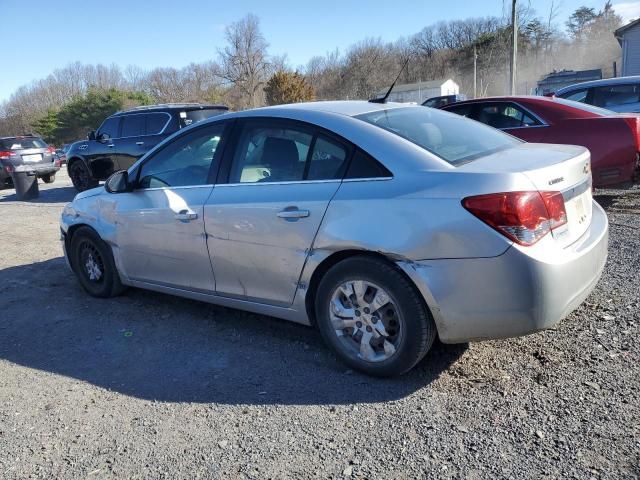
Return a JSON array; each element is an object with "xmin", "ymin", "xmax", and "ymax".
[{"xmin": 60, "ymin": 101, "xmax": 608, "ymax": 376}]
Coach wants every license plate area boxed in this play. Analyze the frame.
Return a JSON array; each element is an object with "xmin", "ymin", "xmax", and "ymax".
[{"xmin": 22, "ymin": 153, "xmax": 43, "ymax": 163}]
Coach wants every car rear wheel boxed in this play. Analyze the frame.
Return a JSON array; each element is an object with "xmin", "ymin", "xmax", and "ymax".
[
  {"xmin": 70, "ymin": 226, "xmax": 125, "ymax": 298},
  {"xmin": 315, "ymin": 256, "xmax": 436, "ymax": 377},
  {"xmin": 41, "ymin": 173, "xmax": 55, "ymax": 183},
  {"xmin": 69, "ymin": 160, "xmax": 98, "ymax": 192}
]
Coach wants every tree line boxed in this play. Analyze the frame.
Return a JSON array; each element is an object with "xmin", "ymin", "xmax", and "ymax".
[{"xmin": 0, "ymin": 2, "xmax": 624, "ymax": 145}]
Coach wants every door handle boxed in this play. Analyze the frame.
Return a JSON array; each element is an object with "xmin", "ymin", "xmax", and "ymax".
[
  {"xmin": 136, "ymin": 141, "xmax": 144, "ymax": 146},
  {"xmin": 277, "ymin": 208, "xmax": 310, "ymax": 219},
  {"xmin": 175, "ymin": 209, "xmax": 198, "ymax": 221},
  {"xmin": 107, "ymin": 144, "xmax": 115, "ymax": 148}
]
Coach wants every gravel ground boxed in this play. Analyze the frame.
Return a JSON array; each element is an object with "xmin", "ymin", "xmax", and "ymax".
[{"xmin": 0, "ymin": 171, "xmax": 638, "ymax": 479}]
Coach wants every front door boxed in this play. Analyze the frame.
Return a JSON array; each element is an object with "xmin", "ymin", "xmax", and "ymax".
[
  {"xmin": 205, "ymin": 119, "xmax": 351, "ymax": 306},
  {"xmin": 114, "ymin": 122, "xmax": 228, "ymax": 292},
  {"xmin": 88, "ymin": 116, "xmax": 121, "ymax": 180}
]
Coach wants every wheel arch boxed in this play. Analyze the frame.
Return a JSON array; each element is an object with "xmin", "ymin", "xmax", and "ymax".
[
  {"xmin": 303, "ymin": 249, "xmax": 437, "ymax": 331},
  {"xmin": 66, "ymin": 155, "xmax": 88, "ymax": 170}
]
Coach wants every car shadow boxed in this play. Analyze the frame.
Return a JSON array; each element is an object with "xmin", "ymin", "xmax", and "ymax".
[
  {"xmin": 0, "ymin": 185, "xmax": 77, "ymax": 203},
  {"xmin": 0, "ymin": 257, "xmax": 467, "ymax": 405}
]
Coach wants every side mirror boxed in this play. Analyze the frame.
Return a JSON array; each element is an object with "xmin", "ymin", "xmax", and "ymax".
[
  {"xmin": 87, "ymin": 130, "xmax": 96, "ymax": 140},
  {"xmin": 105, "ymin": 170, "xmax": 131, "ymax": 194},
  {"xmin": 98, "ymin": 132, "xmax": 111, "ymax": 142}
]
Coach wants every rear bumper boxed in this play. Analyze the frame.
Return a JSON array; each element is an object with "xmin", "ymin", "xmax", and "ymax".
[
  {"xmin": 399, "ymin": 200, "xmax": 609, "ymax": 343},
  {"xmin": 11, "ymin": 164, "xmax": 60, "ymax": 175}
]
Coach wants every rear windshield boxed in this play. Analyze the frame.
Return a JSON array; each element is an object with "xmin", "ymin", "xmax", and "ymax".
[
  {"xmin": 552, "ymin": 97, "xmax": 614, "ymax": 116},
  {"xmin": 181, "ymin": 108, "xmax": 227, "ymax": 127},
  {"xmin": 0, "ymin": 137, "xmax": 47, "ymax": 150},
  {"xmin": 355, "ymin": 107, "xmax": 521, "ymax": 165}
]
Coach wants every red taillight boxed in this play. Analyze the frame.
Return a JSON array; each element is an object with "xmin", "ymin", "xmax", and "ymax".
[
  {"xmin": 463, "ymin": 191, "xmax": 567, "ymax": 246},
  {"xmin": 47, "ymin": 146, "xmax": 56, "ymax": 154},
  {"xmin": 0, "ymin": 150, "xmax": 12, "ymax": 159},
  {"xmin": 540, "ymin": 191, "xmax": 567, "ymax": 230}
]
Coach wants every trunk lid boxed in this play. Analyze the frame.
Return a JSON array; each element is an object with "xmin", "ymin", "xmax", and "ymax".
[{"xmin": 461, "ymin": 143, "xmax": 593, "ymax": 248}]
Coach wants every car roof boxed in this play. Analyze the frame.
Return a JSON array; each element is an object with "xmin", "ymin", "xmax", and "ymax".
[
  {"xmin": 112, "ymin": 103, "xmax": 229, "ymax": 116},
  {"xmin": 441, "ymin": 95, "xmax": 554, "ymax": 105},
  {"xmin": 556, "ymin": 75, "xmax": 640, "ymax": 94},
  {"xmin": 224, "ymin": 100, "xmax": 412, "ymax": 119}
]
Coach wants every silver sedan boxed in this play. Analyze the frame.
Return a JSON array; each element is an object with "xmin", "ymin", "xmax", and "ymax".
[{"xmin": 60, "ymin": 101, "xmax": 608, "ymax": 376}]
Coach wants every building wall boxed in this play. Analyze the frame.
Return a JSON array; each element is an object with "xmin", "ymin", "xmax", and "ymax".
[{"xmin": 622, "ymin": 23, "xmax": 640, "ymax": 76}]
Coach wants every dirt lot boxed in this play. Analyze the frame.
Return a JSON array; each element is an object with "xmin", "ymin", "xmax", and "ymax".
[{"xmin": 0, "ymin": 171, "xmax": 638, "ymax": 479}]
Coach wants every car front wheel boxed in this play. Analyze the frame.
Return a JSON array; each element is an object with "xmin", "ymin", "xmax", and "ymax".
[
  {"xmin": 70, "ymin": 227, "xmax": 125, "ymax": 298},
  {"xmin": 68, "ymin": 160, "xmax": 98, "ymax": 191},
  {"xmin": 315, "ymin": 256, "xmax": 436, "ymax": 377}
]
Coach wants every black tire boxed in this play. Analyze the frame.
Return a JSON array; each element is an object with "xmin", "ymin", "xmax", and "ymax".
[
  {"xmin": 41, "ymin": 173, "xmax": 56, "ymax": 183},
  {"xmin": 315, "ymin": 256, "xmax": 437, "ymax": 377},
  {"xmin": 70, "ymin": 226, "xmax": 125, "ymax": 298},
  {"xmin": 68, "ymin": 160, "xmax": 98, "ymax": 192}
]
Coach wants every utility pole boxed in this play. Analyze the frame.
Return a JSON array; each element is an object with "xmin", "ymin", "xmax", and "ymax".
[
  {"xmin": 509, "ymin": 0, "xmax": 518, "ymax": 95},
  {"xmin": 473, "ymin": 44, "xmax": 478, "ymax": 98}
]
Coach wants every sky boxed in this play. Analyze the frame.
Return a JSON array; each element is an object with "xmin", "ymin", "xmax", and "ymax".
[{"xmin": 2, "ymin": 0, "xmax": 640, "ymax": 102}]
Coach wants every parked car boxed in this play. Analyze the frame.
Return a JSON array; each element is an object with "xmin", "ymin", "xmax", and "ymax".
[
  {"xmin": 422, "ymin": 94, "xmax": 467, "ymax": 108},
  {"xmin": 440, "ymin": 96, "xmax": 640, "ymax": 187},
  {"xmin": 55, "ymin": 144, "xmax": 71, "ymax": 165},
  {"xmin": 554, "ymin": 76, "xmax": 640, "ymax": 113},
  {"xmin": 66, "ymin": 103, "xmax": 229, "ymax": 191},
  {"xmin": 60, "ymin": 101, "xmax": 608, "ymax": 377},
  {"xmin": 0, "ymin": 135, "xmax": 60, "ymax": 188}
]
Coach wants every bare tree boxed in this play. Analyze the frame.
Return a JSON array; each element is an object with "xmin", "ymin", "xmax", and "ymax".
[{"xmin": 218, "ymin": 14, "xmax": 271, "ymax": 108}]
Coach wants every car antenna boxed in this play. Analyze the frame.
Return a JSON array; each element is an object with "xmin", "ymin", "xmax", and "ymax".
[{"xmin": 369, "ymin": 58, "xmax": 410, "ymax": 104}]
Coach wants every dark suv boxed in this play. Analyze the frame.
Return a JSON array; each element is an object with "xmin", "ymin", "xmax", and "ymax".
[{"xmin": 66, "ymin": 103, "xmax": 228, "ymax": 191}]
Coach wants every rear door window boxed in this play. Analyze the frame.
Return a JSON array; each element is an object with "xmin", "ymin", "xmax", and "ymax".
[
  {"xmin": 345, "ymin": 150, "xmax": 392, "ymax": 179},
  {"xmin": 229, "ymin": 124, "xmax": 312, "ymax": 183},
  {"xmin": 306, "ymin": 136, "xmax": 349, "ymax": 180},
  {"xmin": 121, "ymin": 115, "xmax": 145, "ymax": 138},
  {"xmin": 146, "ymin": 113, "xmax": 170, "ymax": 135},
  {"xmin": 591, "ymin": 84, "xmax": 640, "ymax": 108},
  {"xmin": 559, "ymin": 89, "xmax": 589, "ymax": 103}
]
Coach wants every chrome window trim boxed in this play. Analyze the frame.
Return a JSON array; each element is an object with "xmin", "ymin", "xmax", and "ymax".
[
  {"xmin": 132, "ymin": 184, "xmax": 214, "ymax": 192},
  {"xmin": 342, "ymin": 177, "xmax": 393, "ymax": 183},
  {"xmin": 216, "ymin": 179, "xmax": 342, "ymax": 187},
  {"xmin": 116, "ymin": 112, "xmax": 172, "ymax": 139},
  {"xmin": 132, "ymin": 177, "xmax": 394, "ymax": 191}
]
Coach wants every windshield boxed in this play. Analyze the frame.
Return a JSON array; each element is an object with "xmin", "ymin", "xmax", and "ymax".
[
  {"xmin": 355, "ymin": 107, "xmax": 521, "ymax": 165},
  {"xmin": 552, "ymin": 97, "xmax": 614, "ymax": 116}
]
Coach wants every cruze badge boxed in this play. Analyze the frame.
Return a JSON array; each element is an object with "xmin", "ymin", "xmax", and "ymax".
[{"xmin": 548, "ymin": 177, "xmax": 564, "ymax": 186}]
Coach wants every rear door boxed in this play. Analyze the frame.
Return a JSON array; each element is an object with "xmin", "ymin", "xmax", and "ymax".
[{"xmin": 204, "ymin": 118, "xmax": 351, "ymax": 306}]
